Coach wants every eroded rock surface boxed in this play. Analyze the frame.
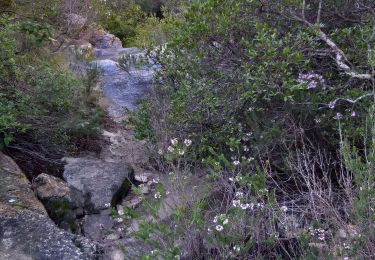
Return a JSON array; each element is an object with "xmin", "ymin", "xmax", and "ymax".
[
  {"xmin": 63, "ymin": 157, "xmax": 134, "ymax": 213},
  {"xmin": 0, "ymin": 152, "xmax": 97, "ymax": 260},
  {"xmin": 32, "ymin": 173, "xmax": 85, "ymax": 232}
]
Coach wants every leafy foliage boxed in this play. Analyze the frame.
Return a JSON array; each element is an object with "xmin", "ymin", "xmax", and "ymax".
[{"xmin": 130, "ymin": 0, "xmax": 375, "ymax": 258}]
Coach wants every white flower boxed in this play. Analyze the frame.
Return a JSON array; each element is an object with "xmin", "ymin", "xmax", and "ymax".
[
  {"xmin": 233, "ymin": 160, "xmax": 240, "ymax": 165},
  {"xmin": 235, "ymin": 191, "xmax": 244, "ymax": 198},
  {"xmin": 213, "ymin": 215, "xmax": 218, "ymax": 223},
  {"xmin": 167, "ymin": 146, "xmax": 175, "ymax": 153},
  {"xmin": 171, "ymin": 138, "xmax": 178, "ymax": 146},
  {"xmin": 233, "ymin": 245, "xmax": 241, "ymax": 252},
  {"xmin": 215, "ymin": 225, "xmax": 224, "ymax": 231},
  {"xmin": 280, "ymin": 206, "xmax": 288, "ymax": 212},
  {"xmin": 247, "ymin": 157, "xmax": 255, "ymax": 162},
  {"xmin": 351, "ymin": 111, "xmax": 356, "ymax": 117},
  {"xmin": 232, "ymin": 200, "xmax": 241, "ymax": 207},
  {"xmin": 207, "ymin": 227, "xmax": 212, "ymax": 232},
  {"xmin": 184, "ymin": 139, "xmax": 192, "ymax": 146},
  {"xmin": 158, "ymin": 149, "xmax": 163, "ymax": 155},
  {"xmin": 154, "ymin": 192, "xmax": 162, "ymax": 199},
  {"xmin": 314, "ymin": 118, "xmax": 321, "ymax": 123},
  {"xmin": 115, "ymin": 218, "xmax": 123, "ymax": 223},
  {"xmin": 223, "ymin": 218, "xmax": 229, "ymax": 225},
  {"xmin": 229, "ymin": 177, "xmax": 234, "ymax": 182},
  {"xmin": 246, "ymin": 132, "xmax": 253, "ymax": 136},
  {"xmin": 328, "ymin": 101, "xmax": 335, "ymax": 109},
  {"xmin": 243, "ymin": 146, "xmax": 249, "ymax": 152},
  {"xmin": 8, "ymin": 199, "xmax": 16, "ymax": 203},
  {"xmin": 178, "ymin": 149, "xmax": 185, "ymax": 155},
  {"xmin": 240, "ymin": 203, "xmax": 250, "ymax": 210}
]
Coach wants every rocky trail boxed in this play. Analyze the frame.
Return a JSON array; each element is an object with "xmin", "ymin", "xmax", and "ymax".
[{"xmin": 0, "ymin": 31, "xmax": 208, "ymax": 260}]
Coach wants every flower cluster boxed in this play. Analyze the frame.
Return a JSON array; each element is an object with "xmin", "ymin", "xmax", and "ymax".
[
  {"xmin": 210, "ymin": 214, "xmax": 229, "ymax": 232},
  {"xmin": 308, "ymin": 227, "xmax": 326, "ymax": 241},
  {"xmin": 166, "ymin": 138, "xmax": 192, "ymax": 155},
  {"xmin": 297, "ymin": 71, "xmax": 326, "ymax": 89}
]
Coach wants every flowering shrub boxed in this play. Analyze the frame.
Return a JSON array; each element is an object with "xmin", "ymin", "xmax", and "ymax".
[{"xmin": 129, "ymin": 0, "xmax": 375, "ymax": 258}]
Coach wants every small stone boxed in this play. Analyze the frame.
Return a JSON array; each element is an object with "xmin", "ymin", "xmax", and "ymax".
[
  {"xmin": 139, "ymin": 184, "xmax": 150, "ymax": 194},
  {"xmin": 135, "ymin": 173, "xmax": 149, "ymax": 183},
  {"xmin": 105, "ymin": 233, "xmax": 120, "ymax": 241},
  {"xmin": 116, "ymin": 205, "xmax": 124, "ymax": 216},
  {"xmin": 337, "ymin": 225, "xmax": 359, "ymax": 239}
]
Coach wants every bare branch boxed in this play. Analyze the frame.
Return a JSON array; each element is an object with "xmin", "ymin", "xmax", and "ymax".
[
  {"xmin": 293, "ymin": 15, "xmax": 373, "ymax": 80},
  {"xmin": 326, "ymin": 92, "xmax": 373, "ymax": 108},
  {"xmin": 317, "ymin": 0, "xmax": 322, "ymax": 24}
]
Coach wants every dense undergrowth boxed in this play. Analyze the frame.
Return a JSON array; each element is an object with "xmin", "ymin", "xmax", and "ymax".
[
  {"xmin": 125, "ymin": 0, "xmax": 375, "ymax": 258},
  {"xmin": 2, "ymin": 0, "xmax": 375, "ymax": 258},
  {"xmin": 0, "ymin": 1, "xmax": 104, "ymax": 177}
]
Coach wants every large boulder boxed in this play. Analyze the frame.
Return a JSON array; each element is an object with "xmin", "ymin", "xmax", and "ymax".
[
  {"xmin": 32, "ymin": 173, "xmax": 85, "ymax": 232},
  {"xmin": 0, "ymin": 152, "xmax": 97, "ymax": 260},
  {"xmin": 63, "ymin": 157, "xmax": 134, "ymax": 213},
  {"xmin": 90, "ymin": 29, "xmax": 122, "ymax": 49}
]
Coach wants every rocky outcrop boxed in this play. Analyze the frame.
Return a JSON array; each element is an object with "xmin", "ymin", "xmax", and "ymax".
[
  {"xmin": 90, "ymin": 29, "xmax": 122, "ymax": 49},
  {"xmin": 0, "ymin": 152, "xmax": 97, "ymax": 260},
  {"xmin": 32, "ymin": 173, "xmax": 85, "ymax": 232},
  {"xmin": 63, "ymin": 157, "xmax": 134, "ymax": 213}
]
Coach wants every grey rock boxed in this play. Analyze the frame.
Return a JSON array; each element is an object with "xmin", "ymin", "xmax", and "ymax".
[
  {"xmin": 32, "ymin": 173, "xmax": 85, "ymax": 232},
  {"xmin": 93, "ymin": 47, "xmax": 154, "ymax": 119},
  {"xmin": 81, "ymin": 212, "xmax": 114, "ymax": 241},
  {"xmin": 135, "ymin": 173, "xmax": 149, "ymax": 183},
  {"xmin": 63, "ymin": 157, "xmax": 134, "ymax": 213},
  {"xmin": 65, "ymin": 13, "xmax": 87, "ymax": 32},
  {"xmin": 90, "ymin": 30, "xmax": 122, "ymax": 49},
  {"xmin": 0, "ymin": 152, "xmax": 97, "ymax": 259}
]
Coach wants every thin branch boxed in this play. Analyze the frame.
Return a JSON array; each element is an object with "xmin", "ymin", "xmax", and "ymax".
[
  {"xmin": 317, "ymin": 0, "xmax": 322, "ymax": 24},
  {"xmin": 292, "ymin": 12, "xmax": 373, "ymax": 80},
  {"xmin": 326, "ymin": 92, "xmax": 373, "ymax": 108}
]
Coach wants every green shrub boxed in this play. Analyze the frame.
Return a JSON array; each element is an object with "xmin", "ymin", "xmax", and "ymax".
[{"xmin": 0, "ymin": 13, "xmax": 103, "ymax": 153}]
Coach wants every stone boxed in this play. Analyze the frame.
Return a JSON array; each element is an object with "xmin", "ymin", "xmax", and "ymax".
[
  {"xmin": 65, "ymin": 13, "xmax": 87, "ymax": 35},
  {"xmin": 81, "ymin": 212, "xmax": 114, "ymax": 241},
  {"xmin": 0, "ymin": 152, "xmax": 97, "ymax": 259},
  {"xmin": 90, "ymin": 29, "xmax": 122, "ymax": 49},
  {"xmin": 135, "ymin": 173, "xmax": 149, "ymax": 183},
  {"xmin": 337, "ymin": 225, "xmax": 359, "ymax": 239},
  {"xmin": 63, "ymin": 157, "xmax": 134, "ymax": 213},
  {"xmin": 139, "ymin": 184, "xmax": 150, "ymax": 194},
  {"xmin": 123, "ymin": 196, "xmax": 142, "ymax": 209},
  {"xmin": 105, "ymin": 233, "xmax": 120, "ymax": 241},
  {"xmin": 102, "ymin": 248, "xmax": 126, "ymax": 260},
  {"xmin": 116, "ymin": 205, "xmax": 124, "ymax": 216},
  {"xmin": 32, "ymin": 173, "xmax": 85, "ymax": 232}
]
